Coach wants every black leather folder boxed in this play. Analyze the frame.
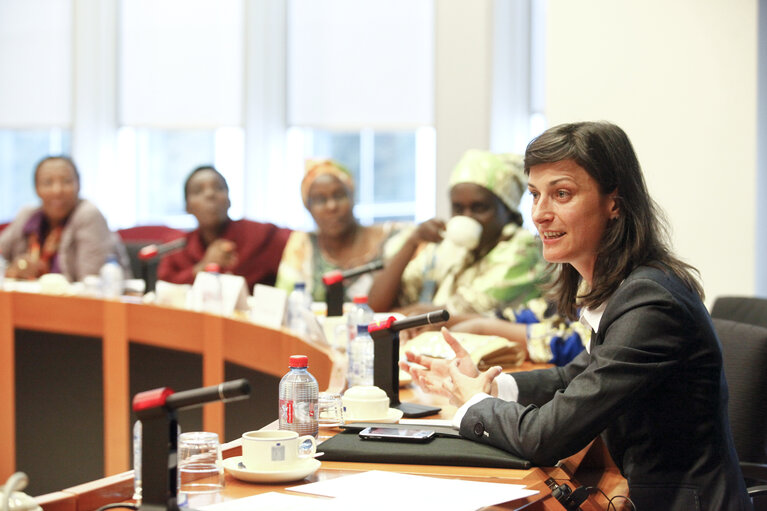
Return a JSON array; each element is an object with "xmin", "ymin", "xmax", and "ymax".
[{"xmin": 319, "ymin": 428, "xmax": 532, "ymax": 470}]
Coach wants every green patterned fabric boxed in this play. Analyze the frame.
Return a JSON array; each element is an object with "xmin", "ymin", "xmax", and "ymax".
[{"xmin": 398, "ymin": 223, "xmax": 548, "ymax": 315}]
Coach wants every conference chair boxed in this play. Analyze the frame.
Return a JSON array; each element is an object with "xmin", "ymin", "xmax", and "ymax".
[
  {"xmin": 713, "ymin": 317, "xmax": 767, "ymax": 509},
  {"xmin": 117, "ymin": 225, "xmax": 186, "ymax": 292},
  {"xmin": 711, "ymin": 296, "xmax": 767, "ymax": 329}
]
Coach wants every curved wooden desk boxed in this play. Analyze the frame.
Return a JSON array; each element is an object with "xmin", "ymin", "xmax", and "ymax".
[
  {"xmin": 0, "ymin": 290, "xmax": 338, "ymax": 492},
  {"xmin": 34, "ymin": 387, "xmax": 629, "ymax": 511}
]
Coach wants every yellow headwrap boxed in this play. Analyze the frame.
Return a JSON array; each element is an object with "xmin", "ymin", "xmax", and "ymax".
[
  {"xmin": 448, "ymin": 150, "xmax": 526, "ymax": 213},
  {"xmin": 301, "ymin": 159, "xmax": 355, "ymax": 208}
]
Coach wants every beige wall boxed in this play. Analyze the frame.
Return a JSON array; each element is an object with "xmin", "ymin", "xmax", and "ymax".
[{"xmin": 544, "ymin": 0, "xmax": 758, "ymax": 306}]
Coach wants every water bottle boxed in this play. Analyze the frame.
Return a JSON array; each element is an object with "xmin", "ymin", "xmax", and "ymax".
[
  {"xmin": 346, "ymin": 295, "xmax": 374, "ymax": 352},
  {"xmin": 199, "ymin": 263, "xmax": 224, "ymax": 314},
  {"xmin": 348, "ymin": 324, "xmax": 375, "ymax": 387},
  {"xmin": 278, "ymin": 355, "xmax": 319, "ymax": 438},
  {"xmin": 100, "ymin": 255, "xmax": 125, "ymax": 298},
  {"xmin": 286, "ymin": 282, "xmax": 311, "ymax": 338},
  {"xmin": 132, "ymin": 420, "xmax": 142, "ymax": 502}
]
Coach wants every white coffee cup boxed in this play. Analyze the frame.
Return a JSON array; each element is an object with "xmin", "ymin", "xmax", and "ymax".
[
  {"xmin": 342, "ymin": 385, "xmax": 390, "ymax": 420},
  {"xmin": 241, "ymin": 430, "xmax": 316, "ymax": 471},
  {"xmin": 444, "ymin": 215, "xmax": 483, "ymax": 250}
]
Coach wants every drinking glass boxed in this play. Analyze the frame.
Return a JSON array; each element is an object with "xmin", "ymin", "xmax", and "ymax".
[
  {"xmin": 177, "ymin": 431, "xmax": 224, "ymax": 494},
  {"xmin": 318, "ymin": 392, "xmax": 344, "ymax": 428}
]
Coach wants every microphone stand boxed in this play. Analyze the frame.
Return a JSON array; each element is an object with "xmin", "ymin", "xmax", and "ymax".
[
  {"xmin": 133, "ymin": 379, "xmax": 250, "ymax": 511},
  {"xmin": 322, "ymin": 260, "xmax": 385, "ymax": 317},
  {"xmin": 368, "ymin": 310, "xmax": 449, "ymax": 418}
]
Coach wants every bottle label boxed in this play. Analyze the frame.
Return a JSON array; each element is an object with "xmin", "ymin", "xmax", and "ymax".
[{"xmin": 280, "ymin": 398, "xmax": 294, "ymax": 424}]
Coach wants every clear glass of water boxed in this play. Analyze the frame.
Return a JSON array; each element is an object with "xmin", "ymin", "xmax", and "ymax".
[{"xmin": 177, "ymin": 431, "xmax": 224, "ymax": 494}]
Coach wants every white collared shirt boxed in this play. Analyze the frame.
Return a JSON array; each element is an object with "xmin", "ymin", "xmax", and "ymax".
[{"xmin": 579, "ymin": 300, "xmax": 607, "ymax": 353}]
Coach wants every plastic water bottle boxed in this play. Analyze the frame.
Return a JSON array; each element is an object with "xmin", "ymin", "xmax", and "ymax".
[
  {"xmin": 348, "ymin": 324, "xmax": 375, "ymax": 387},
  {"xmin": 132, "ymin": 420, "xmax": 142, "ymax": 502},
  {"xmin": 346, "ymin": 295, "xmax": 374, "ymax": 352},
  {"xmin": 286, "ymin": 282, "xmax": 311, "ymax": 338},
  {"xmin": 278, "ymin": 355, "xmax": 319, "ymax": 438},
  {"xmin": 199, "ymin": 263, "xmax": 224, "ymax": 314},
  {"xmin": 100, "ymin": 255, "xmax": 125, "ymax": 298}
]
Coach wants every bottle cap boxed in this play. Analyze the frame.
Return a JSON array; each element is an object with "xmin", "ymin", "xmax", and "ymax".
[
  {"xmin": 294, "ymin": 282, "xmax": 306, "ymax": 291},
  {"xmin": 204, "ymin": 263, "xmax": 221, "ymax": 273},
  {"xmin": 352, "ymin": 295, "xmax": 368, "ymax": 304},
  {"xmin": 288, "ymin": 355, "xmax": 308, "ymax": 368}
]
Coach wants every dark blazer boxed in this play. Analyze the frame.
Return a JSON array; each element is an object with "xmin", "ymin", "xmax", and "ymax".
[{"xmin": 460, "ymin": 266, "xmax": 751, "ymax": 510}]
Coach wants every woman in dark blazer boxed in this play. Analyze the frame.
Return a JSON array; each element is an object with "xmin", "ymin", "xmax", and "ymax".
[{"xmin": 402, "ymin": 121, "xmax": 750, "ymax": 510}]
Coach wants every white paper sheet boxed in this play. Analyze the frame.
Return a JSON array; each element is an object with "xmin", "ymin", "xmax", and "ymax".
[
  {"xmin": 199, "ymin": 492, "xmax": 337, "ymax": 511},
  {"xmin": 286, "ymin": 470, "xmax": 538, "ymax": 511}
]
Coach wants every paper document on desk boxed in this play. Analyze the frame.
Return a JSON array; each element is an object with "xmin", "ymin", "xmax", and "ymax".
[
  {"xmin": 287, "ymin": 470, "xmax": 538, "ymax": 510},
  {"xmin": 199, "ymin": 491, "xmax": 337, "ymax": 511}
]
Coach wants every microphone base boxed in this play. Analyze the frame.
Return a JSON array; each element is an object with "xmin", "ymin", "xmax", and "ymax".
[{"xmin": 393, "ymin": 402, "xmax": 442, "ymax": 418}]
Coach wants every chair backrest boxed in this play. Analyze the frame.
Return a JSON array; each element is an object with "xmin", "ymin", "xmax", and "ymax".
[
  {"xmin": 117, "ymin": 225, "xmax": 187, "ymax": 292},
  {"xmin": 714, "ymin": 317, "xmax": 767, "ymax": 465},
  {"xmin": 711, "ymin": 296, "xmax": 767, "ymax": 329}
]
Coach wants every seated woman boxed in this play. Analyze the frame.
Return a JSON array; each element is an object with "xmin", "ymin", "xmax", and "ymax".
[
  {"xmin": 275, "ymin": 159, "xmax": 406, "ymax": 302},
  {"xmin": 368, "ymin": 150, "xmax": 548, "ymax": 316},
  {"xmin": 402, "ymin": 121, "xmax": 749, "ymax": 510},
  {"xmin": 0, "ymin": 156, "xmax": 129, "ymax": 282},
  {"xmin": 157, "ymin": 165, "xmax": 291, "ymax": 290}
]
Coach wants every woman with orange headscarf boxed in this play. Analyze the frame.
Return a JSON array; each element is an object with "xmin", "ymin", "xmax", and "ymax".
[{"xmin": 275, "ymin": 159, "xmax": 406, "ymax": 302}]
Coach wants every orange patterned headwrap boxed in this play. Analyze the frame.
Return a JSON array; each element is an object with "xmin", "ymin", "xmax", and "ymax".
[{"xmin": 300, "ymin": 159, "xmax": 355, "ymax": 208}]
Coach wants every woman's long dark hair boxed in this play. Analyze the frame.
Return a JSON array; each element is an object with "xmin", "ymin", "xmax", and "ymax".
[{"xmin": 524, "ymin": 121, "xmax": 703, "ymax": 320}]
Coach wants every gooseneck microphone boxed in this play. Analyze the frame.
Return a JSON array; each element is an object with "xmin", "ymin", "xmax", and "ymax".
[
  {"xmin": 166, "ymin": 378, "xmax": 250, "ymax": 410},
  {"xmin": 368, "ymin": 309, "xmax": 449, "ymax": 418},
  {"xmin": 368, "ymin": 309, "xmax": 450, "ymax": 334},
  {"xmin": 133, "ymin": 378, "xmax": 251, "ymax": 413},
  {"xmin": 322, "ymin": 259, "xmax": 385, "ymax": 317},
  {"xmin": 340, "ymin": 259, "xmax": 384, "ymax": 279},
  {"xmin": 388, "ymin": 309, "xmax": 450, "ymax": 332},
  {"xmin": 133, "ymin": 379, "xmax": 251, "ymax": 511},
  {"xmin": 138, "ymin": 237, "xmax": 187, "ymax": 260}
]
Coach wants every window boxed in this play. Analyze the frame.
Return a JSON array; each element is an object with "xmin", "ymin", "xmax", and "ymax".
[
  {"xmin": 285, "ymin": 127, "xmax": 435, "ymax": 230},
  {"xmin": 116, "ymin": 128, "xmax": 244, "ymax": 230},
  {"xmin": 286, "ymin": 0, "xmax": 435, "ymax": 229},
  {"xmin": 0, "ymin": 129, "xmax": 71, "ymax": 222}
]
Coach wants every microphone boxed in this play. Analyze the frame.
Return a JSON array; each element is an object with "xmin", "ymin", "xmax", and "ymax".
[
  {"xmin": 341, "ymin": 259, "xmax": 384, "ymax": 279},
  {"xmin": 321, "ymin": 259, "xmax": 384, "ymax": 286},
  {"xmin": 133, "ymin": 378, "xmax": 251, "ymax": 413},
  {"xmin": 138, "ymin": 237, "xmax": 187, "ymax": 261},
  {"xmin": 368, "ymin": 309, "xmax": 448, "ymax": 418},
  {"xmin": 369, "ymin": 309, "xmax": 450, "ymax": 334}
]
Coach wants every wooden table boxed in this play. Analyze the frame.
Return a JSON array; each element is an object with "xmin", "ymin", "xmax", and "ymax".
[
  {"xmin": 0, "ymin": 290, "xmax": 340, "ymax": 490},
  {"xmin": 35, "ymin": 386, "xmax": 629, "ymax": 510}
]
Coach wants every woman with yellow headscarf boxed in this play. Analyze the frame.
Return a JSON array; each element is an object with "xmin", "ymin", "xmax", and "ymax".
[
  {"xmin": 275, "ymin": 159, "xmax": 406, "ymax": 302},
  {"xmin": 368, "ymin": 150, "xmax": 548, "ymax": 317}
]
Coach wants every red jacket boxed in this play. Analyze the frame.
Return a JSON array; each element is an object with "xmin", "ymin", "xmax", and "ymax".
[{"xmin": 157, "ymin": 219, "xmax": 291, "ymax": 291}]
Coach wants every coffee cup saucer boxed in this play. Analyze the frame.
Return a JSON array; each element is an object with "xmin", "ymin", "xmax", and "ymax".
[
  {"xmin": 343, "ymin": 407, "xmax": 404, "ymax": 424},
  {"xmin": 222, "ymin": 456, "xmax": 321, "ymax": 483}
]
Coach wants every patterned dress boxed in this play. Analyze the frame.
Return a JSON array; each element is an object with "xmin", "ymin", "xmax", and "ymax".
[
  {"xmin": 276, "ymin": 222, "xmax": 407, "ymax": 302},
  {"xmin": 398, "ymin": 223, "xmax": 548, "ymax": 316},
  {"xmin": 498, "ymin": 297, "xmax": 590, "ymax": 366}
]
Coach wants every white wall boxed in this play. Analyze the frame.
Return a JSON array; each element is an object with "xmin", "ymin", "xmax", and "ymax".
[{"xmin": 545, "ymin": 0, "xmax": 758, "ymax": 306}]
